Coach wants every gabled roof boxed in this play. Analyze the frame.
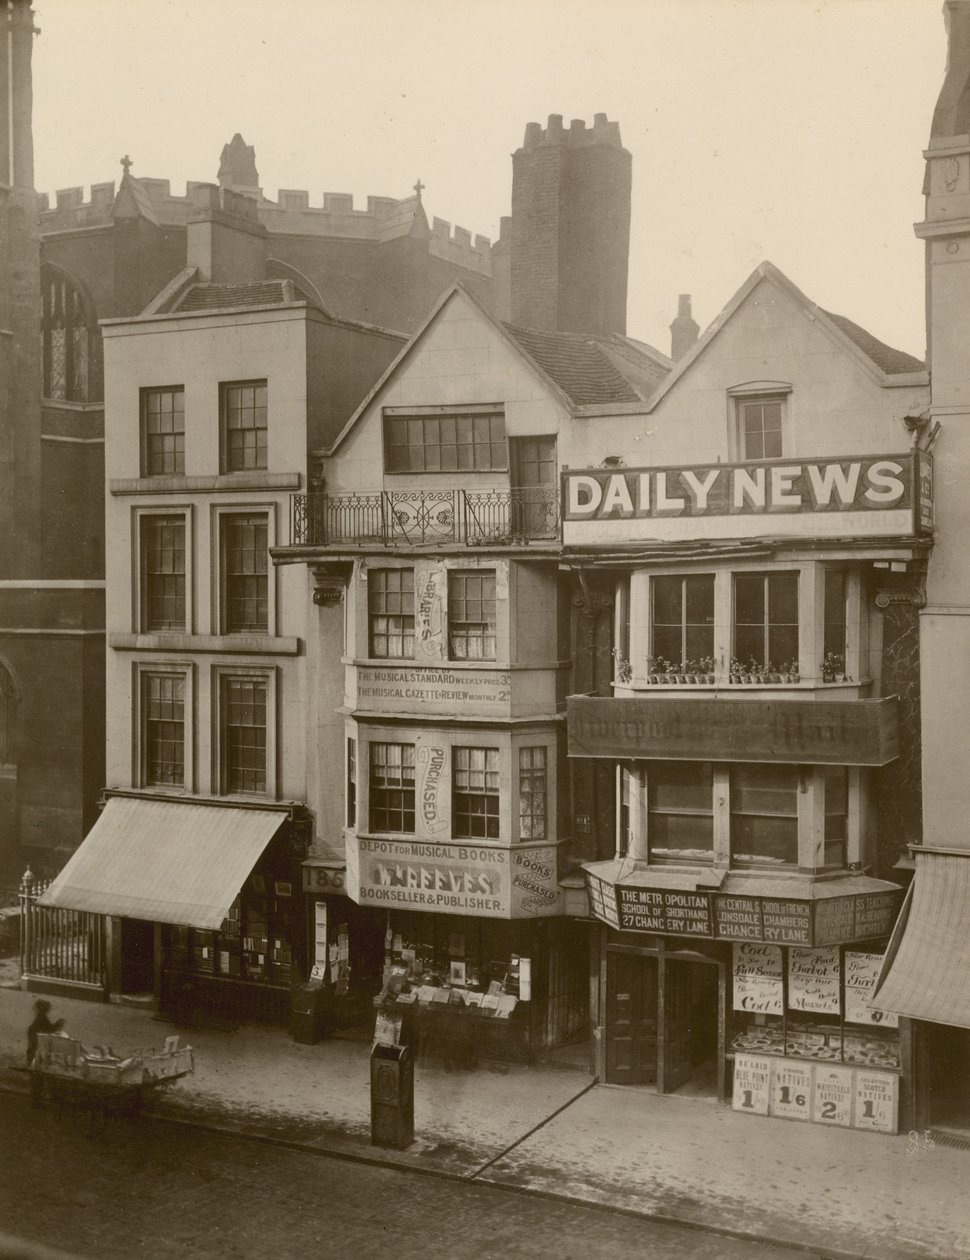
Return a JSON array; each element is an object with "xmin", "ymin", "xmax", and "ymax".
[
  {"xmin": 324, "ymin": 283, "xmax": 671, "ymax": 455},
  {"xmin": 644, "ymin": 261, "xmax": 926, "ymax": 413},
  {"xmin": 503, "ymin": 324, "xmax": 669, "ymax": 406},
  {"xmin": 820, "ymin": 310, "xmax": 925, "ymax": 376}
]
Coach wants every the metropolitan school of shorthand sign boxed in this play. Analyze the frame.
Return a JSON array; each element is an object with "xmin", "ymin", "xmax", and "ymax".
[{"xmin": 3, "ymin": 0, "xmax": 970, "ymax": 1146}]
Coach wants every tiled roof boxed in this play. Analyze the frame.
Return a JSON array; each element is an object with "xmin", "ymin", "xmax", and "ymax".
[
  {"xmin": 175, "ymin": 280, "xmax": 294, "ymax": 313},
  {"xmin": 503, "ymin": 324, "xmax": 668, "ymax": 406},
  {"xmin": 821, "ymin": 310, "xmax": 924, "ymax": 375}
]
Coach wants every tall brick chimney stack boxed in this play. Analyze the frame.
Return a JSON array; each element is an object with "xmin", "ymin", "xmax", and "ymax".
[
  {"xmin": 510, "ymin": 113, "xmax": 632, "ymax": 336},
  {"xmin": 1, "ymin": 0, "xmax": 37, "ymax": 189},
  {"xmin": 669, "ymin": 294, "xmax": 700, "ymax": 360}
]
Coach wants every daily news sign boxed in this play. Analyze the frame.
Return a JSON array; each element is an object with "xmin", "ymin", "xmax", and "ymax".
[{"xmin": 561, "ymin": 451, "xmax": 933, "ymax": 544}]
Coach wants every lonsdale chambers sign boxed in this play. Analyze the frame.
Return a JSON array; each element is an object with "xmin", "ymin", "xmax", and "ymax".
[
  {"xmin": 561, "ymin": 451, "xmax": 933, "ymax": 544},
  {"xmin": 567, "ymin": 695, "xmax": 899, "ymax": 766}
]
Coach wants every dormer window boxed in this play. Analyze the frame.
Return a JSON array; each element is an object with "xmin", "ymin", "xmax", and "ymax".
[{"xmin": 727, "ymin": 382, "xmax": 792, "ymax": 461}]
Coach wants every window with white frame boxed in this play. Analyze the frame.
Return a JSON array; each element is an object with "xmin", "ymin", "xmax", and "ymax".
[
  {"xmin": 734, "ymin": 572, "xmax": 799, "ymax": 672},
  {"xmin": 347, "ymin": 737, "xmax": 357, "ymax": 828},
  {"xmin": 647, "ymin": 761, "xmax": 714, "ymax": 861},
  {"xmin": 518, "ymin": 747, "xmax": 547, "ymax": 840},
  {"xmin": 369, "ymin": 743, "xmax": 415, "ymax": 833},
  {"xmin": 383, "ymin": 406, "xmax": 506, "ymax": 473},
  {"xmin": 453, "ymin": 746, "xmax": 500, "ymax": 839},
  {"xmin": 220, "ymin": 675, "xmax": 268, "ymax": 795},
  {"xmin": 221, "ymin": 380, "xmax": 267, "ymax": 473},
  {"xmin": 448, "ymin": 570, "xmax": 496, "ymax": 660},
  {"xmin": 221, "ymin": 513, "xmax": 269, "ymax": 634},
  {"xmin": 142, "ymin": 672, "xmax": 186, "ymax": 788},
  {"xmin": 141, "ymin": 386, "xmax": 185, "ymax": 476},
  {"xmin": 737, "ymin": 396, "xmax": 784, "ymax": 460},
  {"xmin": 730, "ymin": 763, "xmax": 799, "ymax": 867},
  {"xmin": 141, "ymin": 514, "xmax": 186, "ymax": 632},
  {"xmin": 368, "ymin": 569, "xmax": 414, "ymax": 658},
  {"xmin": 652, "ymin": 575, "xmax": 714, "ymax": 669}
]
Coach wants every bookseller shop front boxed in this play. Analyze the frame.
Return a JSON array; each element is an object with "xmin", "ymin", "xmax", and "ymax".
[
  {"xmin": 39, "ymin": 794, "xmax": 310, "ymax": 1026},
  {"xmin": 586, "ymin": 868, "xmax": 906, "ymax": 1133},
  {"xmin": 345, "ymin": 834, "xmax": 576, "ymax": 1060}
]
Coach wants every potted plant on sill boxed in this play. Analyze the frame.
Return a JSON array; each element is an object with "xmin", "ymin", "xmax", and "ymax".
[
  {"xmin": 648, "ymin": 657, "xmax": 670, "ymax": 684},
  {"xmin": 729, "ymin": 658, "xmax": 745, "ymax": 684},
  {"xmin": 612, "ymin": 647, "xmax": 632, "ymax": 684},
  {"xmin": 697, "ymin": 655, "xmax": 716, "ymax": 685},
  {"xmin": 821, "ymin": 652, "xmax": 846, "ymax": 683},
  {"xmin": 779, "ymin": 660, "xmax": 800, "ymax": 684}
]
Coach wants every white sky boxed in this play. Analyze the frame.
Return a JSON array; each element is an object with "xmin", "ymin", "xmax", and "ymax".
[{"xmin": 32, "ymin": 0, "xmax": 945, "ymax": 359}]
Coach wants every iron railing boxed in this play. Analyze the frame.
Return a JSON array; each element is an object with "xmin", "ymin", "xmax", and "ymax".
[
  {"xmin": 291, "ymin": 487, "xmax": 561, "ymax": 547},
  {"xmin": 19, "ymin": 871, "xmax": 107, "ymax": 991}
]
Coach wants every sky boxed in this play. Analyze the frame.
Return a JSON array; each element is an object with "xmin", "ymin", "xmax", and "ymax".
[{"xmin": 31, "ymin": 0, "xmax": 946, "ymax": 359}]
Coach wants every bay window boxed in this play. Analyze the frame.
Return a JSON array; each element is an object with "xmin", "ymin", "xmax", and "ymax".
[
  {"xmin": 733, "ymin": 572, "xmax": 798, "ymax": 672},
  {"xmin": 647, "ymin": 761, "xmax": 714, "ymax": 861},
  {"xmin": 730, "ymin": 764, "xmax": 799, "ymax": 867}
]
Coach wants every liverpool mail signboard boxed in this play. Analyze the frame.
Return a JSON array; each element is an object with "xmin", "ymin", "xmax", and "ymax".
[
  {"xmin": 567, "ymin": 695, "xmax": 899, "ymax": 766},
  {"xmin": 561, "ymin": 452, "xmax": 932, "ymax": 545}
]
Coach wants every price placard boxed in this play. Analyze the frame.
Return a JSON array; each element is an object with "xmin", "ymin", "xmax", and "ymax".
[
  {"xmin": 854, "ymin": 1071, "xmax": 899, "ymax": 1133},
  {"xmin": 844, "ymin": 952, "xmax": 899, "ymax": 1028},
  {"xmin": 770, "ymin": 1061, "xmax": 813, "ymax": 1122},
  {"xmin": 733, "ymin": 943, "xmax": 783, "ymax": 1014},
  {"xmin": 732, "ymin": 1053, "xmax": 771, "ymax": 1115},
  {"xmin": 813, "ymin": 1066, "xmax": 853, "ymax": 1126},
  {"xmin": 788, "ymin": 946, "xmax": 841, "ymax": 1014}
]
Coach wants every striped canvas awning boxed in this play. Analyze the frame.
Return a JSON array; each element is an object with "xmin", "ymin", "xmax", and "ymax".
[
  {"xmin": 873, "ymin": 849, "xmax": 970, "ymax": 1028},
  {"xmin": 40, "ymin": 796, "xmax": 289, "ymax": 930}
]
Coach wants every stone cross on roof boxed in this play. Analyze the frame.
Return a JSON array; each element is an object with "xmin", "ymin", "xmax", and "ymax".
[{"xmin": 120, "ymin": 154, "xmax": 133, "ymax": 175}]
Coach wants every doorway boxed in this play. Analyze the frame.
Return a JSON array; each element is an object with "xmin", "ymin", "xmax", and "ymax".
[
  {"xmin": 922, "ymin": 1023, "xmax": 970, "ymax": 1134},
  {"xmin": 605, "ymin": 947, "xmax": 724, "ymax": 1095},
  {"xmin": 119, "ymin": 918, "xmax": 155, "ymax": 994},
  {"xmin": 510, "ymin": 436, "xmax": 557, "ymax": 539}
]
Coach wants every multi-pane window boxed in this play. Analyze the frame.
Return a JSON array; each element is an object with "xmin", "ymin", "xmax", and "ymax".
[
  {"xmin": 453, "ymin": 747, "xmax": 500, "ymax": 839},
  {"xmin": 221, "ymin": 380, "xmax": 268, "ymax": 472},
  {"xmin": 369, "ymin": 743, "xmax": 415, "ymax": 833},
  {"xmin": 648, "ymin": 762, "xmax": 714, "ymax": 861},
  {"xmin": 730, "ymin": 764, "xmax": 798, "ymax": 866},
  {"xmin": 619, "ymin": 765, "xmax": 635, "ymax": 857},
  {"xmin": 518, "ymin": 747, "xmax": 547, "ymax": 840},
  {"xmin": 42, "ymin": 270, "xmax": 91, "ymax": 403},
  {"xmin": 738, "ymin": 398, "xmax": 784, "ymax": 460},
  {"xmin": 369, "ymin": 569, "xmax": 414, "ymax": 658},
  {"xmin": 142, "ymin": 515, "xmax": 186, "ymax": 631},
  {"xmin": 347, "ymin": 738, "xmax": 357, "ymax": 827},
  {"xmin": 734, "ymin": 572, "xmax": 798, "ymax": 670},
  {"xmin": 383, "ymin": 408, "xmax": 507, "ymax": 473},
  {"xmin": 652, "ymin": 575, "xmax": 714, "ymax": 667},
  {"xmin": 823, "ymin": 569, "xmax": 847, "ymax": 664},
  {"xmin": 144, "ymin": 673, "xmax": 184, "ymax": 788},
  {"xmin": 142, "ymin": 387, "xmax": 185, "ymax": 476},
  {"xmin": 223, "ymin": 514, "xmax": 268, "ymax": 633},
  {"xmin": 222, "ymin": 677, "xmax": 267, "ymax": 795},
  {"xmin": 822, "ymin": 766, "xmax": 848, "ymax": 869},
  {"xmin": 448, "ymin": 571, "xmax": 496, "ymax": 660}
]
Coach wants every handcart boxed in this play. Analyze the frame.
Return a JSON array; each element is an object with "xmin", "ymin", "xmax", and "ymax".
[{"xmin": 27, "ymin": 1030, "xmax": 194, "ymax": 1135}]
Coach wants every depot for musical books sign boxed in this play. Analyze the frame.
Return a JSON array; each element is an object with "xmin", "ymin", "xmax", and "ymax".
[
  {"xmin": 346, "ymin": 835, "xmax": 563, "ymax": 919},
  {"xmin": 561, "ymin": 452, "xmax": 932, "ymax": 544}
]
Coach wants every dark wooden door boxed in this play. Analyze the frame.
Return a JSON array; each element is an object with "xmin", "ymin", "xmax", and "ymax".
[
  {"xmin": 661, "ymin": 959, "xmax": 694, "ymax": 1093},
  {"xmin": 510, "ymin": 436, "xmax": 557, "ymax": 538},
  {"xmin": 605, "ymin": 953, "xmax": 657, "ymax": 1084}
]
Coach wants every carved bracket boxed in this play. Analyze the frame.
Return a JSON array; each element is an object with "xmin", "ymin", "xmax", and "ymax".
[{"xmin": 875, "ymin": 584, "xmax": 926, "ymax": 611}]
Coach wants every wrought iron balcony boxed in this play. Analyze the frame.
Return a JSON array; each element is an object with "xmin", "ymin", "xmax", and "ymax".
[{"xmin": 290, "ymin": 487, "xmax": 561, "ymax": 547}]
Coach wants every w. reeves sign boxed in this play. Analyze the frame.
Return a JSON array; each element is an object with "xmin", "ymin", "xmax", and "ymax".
[{"xmin": 562, "ymin": 452, "xmax": 932, "ymax": 545}]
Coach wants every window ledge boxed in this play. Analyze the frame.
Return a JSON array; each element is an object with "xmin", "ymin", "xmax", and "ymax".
[
  {"xmin": 110, "ymin": 472, "xmax": 302, "ymax": 496},
  {"xmin": 110, "ymin": 632, "xmax": 301, "ymax": 655}
]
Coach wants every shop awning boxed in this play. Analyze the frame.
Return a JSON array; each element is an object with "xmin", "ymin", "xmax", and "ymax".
[
  {"xmin": 873, "ymin": 850, "xmax": 970, "ymax": 1028},
  {"xmin": 39, "ymin": 796, "xmax": 289, "ymax": 930}
]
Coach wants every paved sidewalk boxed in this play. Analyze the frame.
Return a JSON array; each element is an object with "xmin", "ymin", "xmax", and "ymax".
[{"xmin": 1, "ymin": 980, "xmax": 968, "ymax": 1260}]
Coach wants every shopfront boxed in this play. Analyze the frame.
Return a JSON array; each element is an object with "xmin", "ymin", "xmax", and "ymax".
[
  {"xmin": 40, "ymin": 793, "xmax": 311, "ymax": 1026},
  {"xmin": 588, "ymin": 871, "xmax": 905, "ymax": 1131}
]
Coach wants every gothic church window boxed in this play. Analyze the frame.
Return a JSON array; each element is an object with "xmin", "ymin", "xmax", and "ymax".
[{"xmin": 42, "ymin": 270, "xmax": 94, "ymax": 403}]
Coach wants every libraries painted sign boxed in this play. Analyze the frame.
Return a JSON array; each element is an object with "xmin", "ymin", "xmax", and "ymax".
[{"xmin": 562, "ymin": 452, "xmax": 931, "ymax": 544}]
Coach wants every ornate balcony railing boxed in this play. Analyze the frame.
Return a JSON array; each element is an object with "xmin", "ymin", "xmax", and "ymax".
[{"xmin": 290, "ymin": 487, "xmax": 560, "ymax": 547}]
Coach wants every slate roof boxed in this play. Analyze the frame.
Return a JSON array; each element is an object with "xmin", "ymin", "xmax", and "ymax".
[
  {"xmin": 503, "ymin": 323, "xmax": 669, "ymax": 406},
  {"xmin": 174, "ymin": 280, "xmax": 296, "ymax": 313},
  {"xmin": 821, "ymin": 310, "xmax": 925, "ymax": 375}
]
